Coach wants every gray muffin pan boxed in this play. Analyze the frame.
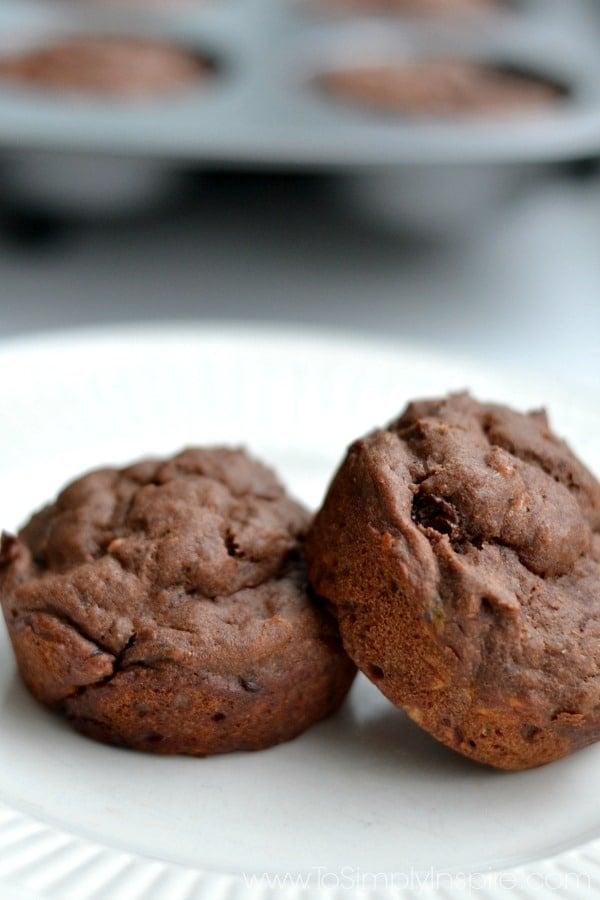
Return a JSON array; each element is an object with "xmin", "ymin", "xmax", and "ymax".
[
  {"xmin": 2, "ymin": 0, "xmax": 600, "ymax": 165},
  {"xmin": 0, "ymin": 0, "xmax": 599, "ymax": 225}
]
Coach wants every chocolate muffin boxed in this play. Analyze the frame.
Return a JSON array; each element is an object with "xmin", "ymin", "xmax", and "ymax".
[
  {"xmin": 0, "ymin": 36, "xmax": 209, "ymax": 98},
  {"xmin": 316, "ymin": 0, "xmax": 501, "ymax": 18},
  {"xmin": 307, "ymin": 393, "xmax": 600, "ymax": 770},
  {"xmin": 320, "ymin": 60, "xmax": 563, "ymax": 117},
  {"xmin": 0, "ymin": 448, "xmax": 355, "ymax": 755}
]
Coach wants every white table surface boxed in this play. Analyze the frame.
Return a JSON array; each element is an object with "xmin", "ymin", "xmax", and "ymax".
[{"xmin": 0, "ymin": 166, "xmax": 598, "ymax": 394}]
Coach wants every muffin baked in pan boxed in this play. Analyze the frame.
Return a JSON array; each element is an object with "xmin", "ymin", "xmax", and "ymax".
[{"xmin": 307, "ymin": 393, "xmax": 600, "ymax": 770}]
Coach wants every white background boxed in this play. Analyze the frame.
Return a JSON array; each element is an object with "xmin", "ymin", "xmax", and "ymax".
[{"xmin": 0, "ymin": 164, "xmax": 598, "ymax": 392}]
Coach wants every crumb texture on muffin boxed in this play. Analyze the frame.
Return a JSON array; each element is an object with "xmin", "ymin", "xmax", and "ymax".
[
  {"xmin": 307, "ymin": 392, "xmax": 600, "ymax": 770},
  {"xmin": 0, "ymin": 448, "xmax": 355, "ymax": 755}
]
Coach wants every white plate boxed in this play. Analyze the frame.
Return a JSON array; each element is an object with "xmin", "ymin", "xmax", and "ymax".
[{"xmin": 1, "ymin": 323, "xmax": 600, "ymax": 900}]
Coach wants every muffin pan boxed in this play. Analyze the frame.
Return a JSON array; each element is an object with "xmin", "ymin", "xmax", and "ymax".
[{"xmin": 0, "ymin": 0, "xmax": 598, "ymax": 165}]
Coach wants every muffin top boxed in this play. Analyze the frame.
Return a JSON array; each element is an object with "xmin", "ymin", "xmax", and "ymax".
[
  {"xmin": 0, "ymin": 35, "xmax": 209, "ymax": 97},
  {"xmin": 0, "ymin": 448, "xmax": 312, "ymax": 687},
  {"xmin": 307, "ymin": 392, "xmax": 600, "ymax": 768},
  {"xmin": 317, "ymin": 0, "xmax": 501, "ymax": 17},
  {"xmin": 321, "ymin": 60, "xmax": 563, "ymax": 117}
]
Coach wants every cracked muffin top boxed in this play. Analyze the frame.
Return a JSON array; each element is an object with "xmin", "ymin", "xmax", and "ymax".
[
  {"xmin": 0, "ymin": 447, "xmax": 356, "ymax": 755},
  {"xmin": 307, "ymin": 392, "xmax": 600, "ymax": 769}
]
